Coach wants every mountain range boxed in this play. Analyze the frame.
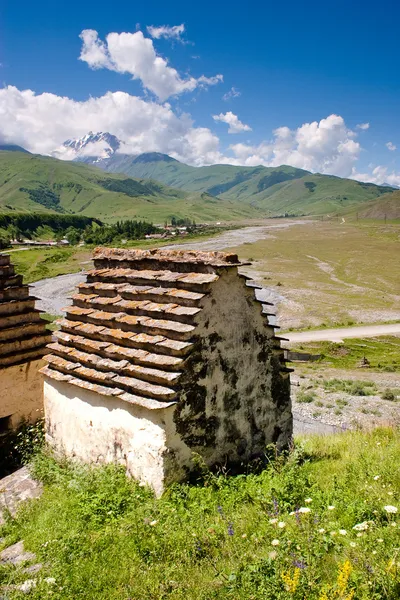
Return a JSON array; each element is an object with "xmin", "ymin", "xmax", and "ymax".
[
  {"xmin": 0, "ymin": 132, "xmax": 398, "ymax": 222},
  {"xmin": 0, "ymin": 151, "xmax": 259, "ymax": 222},
  {"xmin": 65, "ymin": 132, "xmax": 396, "ymax": 217}
]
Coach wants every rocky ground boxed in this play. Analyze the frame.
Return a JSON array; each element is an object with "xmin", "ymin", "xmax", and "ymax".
[{"xmin": 291, "ymin": 366, "xmax": 400, "ymax": 431}]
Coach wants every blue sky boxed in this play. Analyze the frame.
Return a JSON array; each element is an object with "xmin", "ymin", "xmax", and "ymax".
[{"xmin": 1, "ymin": 0, "xmax": 399, "ymax": 183}]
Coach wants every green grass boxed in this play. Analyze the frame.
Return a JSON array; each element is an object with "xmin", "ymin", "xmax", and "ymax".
[
  {"xmin": 8, "ymin": 247, "xmax": 92, "ymax": 283},
  {"xmin": 0, "ymin": 152, "xmax": 262, "ymax": 223},
  {"xmin": 296, "ymin": 390, "xmax": 316, "ymax": 403},
  {"xmin": 323, "ymin": 379, "xmax": 378, "ymax": 396},
  {"xmin": 1, "ymin": 429, "xmax": 399, "ymax": 599},
  {"xmin": 292, "ymin": 337, "xmax": 400, "ymax": 372}
]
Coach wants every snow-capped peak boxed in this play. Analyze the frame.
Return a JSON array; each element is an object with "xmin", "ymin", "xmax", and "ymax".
[
  {"xmin": 55, "ymin": 132, "xmax": 123, "ymax": 162},
  {"xmin": 63, "ymin": 131, "xmax": 121, "ymax": 158}
]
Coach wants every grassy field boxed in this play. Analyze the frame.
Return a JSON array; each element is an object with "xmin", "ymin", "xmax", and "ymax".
[
  {"xmin": 290, "ymin": 336, "xmax": 400, "ymax": 373},
  {"xmin": 1, "ymin": 428, "xmax": 399, "ymax": 599},
  {"xmin": 8, "ymin": 247, "xmax": 92, "ymax": 284},
  {"xmin": 229, "ymin": 220, "xmax": 400, "ymax": 329}
]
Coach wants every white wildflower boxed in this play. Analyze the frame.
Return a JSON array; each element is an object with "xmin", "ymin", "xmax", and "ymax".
[
  {"xmin": 373, "ymin": 475, "xmax": 380, "ymax": 480},
  {"xmin": 328, "ymin": 506, "xmax": 335, "ymax": 510},
  {"xmin": 318, "ymin": 528, "xmax": 325, "ymax": 534},
  {"xmin": 356, "ymin": 533, "xmax": 363, "ymax": 537},
  {"xmin": 372, "ymin": 550, "xmax": 377, "ymax": 555},
  {"xmin": 353, "ymin": 522, "xmax": 369, "ymax": 531},
  {"xmin": 305, "ymin": 498, "xmax": 312, "ymax": 503},
  {"xmin": 330, "ymin": 531, "xmax": 337, "ymax": 536},
  {"xmin": 269, "ymin": 550, "xmax": 278, "ymax": 559},
  {"xmin": 271, "ymin": 539, "xmax": 280, "ymax": 546},
  {"xmin": 377, "ymin": 538, "xmax": 384, "ymax": 543},
  {"xmin": 350, "ymin": 542, "xmax": 356, "ymax": 547},
  {"xmin": 149, "ymin": 520, "xmax": 158, "ymax": 526},
  {"xmin": 298, "ymin": 507, "xmax": 311, "ymax": 514},
  {"xmin": 269, "ymin": 518, "xmax": 278, "ymax": 524},
  {"xmin": 278, "ymin": 521, "xmax": 286, "ymax": 528},
  {"xmin": 339, "ymin": 529, "xmax": 347, "ymax": 535},
  {"xmin": 391, "ymin": 522, "xmax": 397, "ymax": 527},
  {"xmin": 384, "ymin": 505, "xmax": 398, "ymax": 514}
]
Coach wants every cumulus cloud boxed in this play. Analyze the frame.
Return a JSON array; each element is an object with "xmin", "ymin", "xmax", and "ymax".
[
  {"xmin": 146, "ymin": 24, "xmax": 185, "ymax": 41},
  {"xmin": 212, "ymin": 111, "xmax": 251, "ymax": 133},
  {"xmin": 222, "ymin": 87, "xmax": 241, "ymax": 101},
  {"xmin": 79, "ymin": 29, "xmax": 222, "ymax": 102},
  {"xmin": 356, "ymin": 122, "xmax": 370, "ymax": 130},
  {"xmin": 0, "ymin": 87, "xmax": 393, "ymax": 182},
  {"xmin": 228, "ymin": 115, "xmax": 361, "ymax": 177},
  {"xmin": 351, "ymin": 165, "xmax": 400, "ymax": 187},
  {"xmin": 386, "ymin": 141, "xmax": 396, "ymax": 151},
  {"xmin": 0, "ymin": 85, "xmax": 225, "ymax": 165}
]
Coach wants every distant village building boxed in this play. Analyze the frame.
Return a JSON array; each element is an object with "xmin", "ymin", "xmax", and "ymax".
[
  {"xmin": 0, "ymin": 255, "xmax": 51, "ymax": 432},
  {"xmin": 41, "ymin": 248, "xmax": 292, "ymax": 495}
]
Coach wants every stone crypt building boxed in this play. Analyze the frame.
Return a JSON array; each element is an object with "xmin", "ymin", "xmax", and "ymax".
[{"xmin": 41, "ymin": 248, "xmax": 292, "ymax": 495}]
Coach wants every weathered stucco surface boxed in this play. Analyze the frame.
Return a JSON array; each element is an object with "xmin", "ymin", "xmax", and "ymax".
[
  {"xmin": 44, "ymin": 379, "xmax": 189, "ymax": 496},
  {"xmin": 43, "ymin": 248, "xmax": 292, "ymax": 494},
  {"xmin": 1, "ymin": 360, "xmax": 46, "ymax": 428}
]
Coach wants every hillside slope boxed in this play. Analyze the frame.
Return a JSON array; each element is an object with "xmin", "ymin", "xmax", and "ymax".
[
  {"xmin": 344, "ymin": 190, "xmax": 400, "ymax": 219},
  {"xmin": 99, "ymin": 152, "xmax": 394, "ymax": 216},
  {"xmin": 0, "ymin": 151, "xmax": 261, "ymax": 222}
]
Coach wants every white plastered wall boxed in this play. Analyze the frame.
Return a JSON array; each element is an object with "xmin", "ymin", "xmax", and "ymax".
[{"xmin": 43, "ymin": 377, "xmax": 192, "ymax": 496}]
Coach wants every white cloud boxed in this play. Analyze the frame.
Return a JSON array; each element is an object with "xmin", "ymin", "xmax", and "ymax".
[
  {"xmin": 79, "ymin": 29, "xmax": 222, "ymax": 102},
  {"xmin": 0, "ymin": 87, "xmax": 396, "ymax": 183},
  {"xmin": 146, "ymin": 24, "xmax": 185, "ymax": 41},
  {"xmin": 386, "ymin": 141, "xmax": 396, "ymax": 151},
  {"xmin": 228, "ymin": 115, "xmax": 361, "ymax": 177},
  {"xmin": 351, "ymin": 165, "xmax": 400, "ymax": 187},
  {"xmin": 212, "ymin": 111, "xmax": 252, "ymax": 134},
  {"xmin": 222, "ymin": 87, "xmax": 241, "ymax": 101},
  {"xmin": 0, "ymin": 85, "xmax": 224, "ymax": 166},
  {"xmin": 356, "ymin": 122, "xmax": 370, "ymax": 130}
]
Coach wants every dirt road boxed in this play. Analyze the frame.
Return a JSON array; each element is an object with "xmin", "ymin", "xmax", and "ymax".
[{"xmin": 285, "ymin": 323, "xmax": 400, "ymax": 343}]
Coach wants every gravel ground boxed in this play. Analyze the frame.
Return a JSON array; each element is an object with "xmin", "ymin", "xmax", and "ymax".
[
  {"xmin": 291, "ymin": 368, "xmax": 400, "ymax": 431},
  {"xmin": 31, "ymin": 271, "xmax": 87, "ymax": 315}
]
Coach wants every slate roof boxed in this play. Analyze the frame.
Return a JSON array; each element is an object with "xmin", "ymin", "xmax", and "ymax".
[
  {"xmin": 41, "ymin": 248, "xmax": 288, "ymax": 409},
  {"xmin": 0, "ymin": 254, "xmax": 51, "ymax": 367}
]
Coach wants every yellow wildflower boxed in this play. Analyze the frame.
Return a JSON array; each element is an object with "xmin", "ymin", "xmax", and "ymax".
[
  {"xmin": 281, "ymin": 568, "xmax": 300, "ymax": 593},
  {"xmin": 337, "ymin": 560, "xmax": 352, "ymax": 596}
]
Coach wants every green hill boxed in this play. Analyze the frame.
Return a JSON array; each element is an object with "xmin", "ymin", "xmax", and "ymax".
[
  {"xmin": 100, "ymin": 152, "xmax": 394, "ymax": 216},
  {"xmin": 0, "ymin": 151, "xmax": 261, "ymax": 223},
  {"xmin": 343, "ymin": 190, "xmax": 400, "ymax": 220}
]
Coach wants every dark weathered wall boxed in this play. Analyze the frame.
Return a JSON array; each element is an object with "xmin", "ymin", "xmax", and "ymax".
[{"xmin": 172, "ymin": 267, "xmax": 292, "ymax": 470}]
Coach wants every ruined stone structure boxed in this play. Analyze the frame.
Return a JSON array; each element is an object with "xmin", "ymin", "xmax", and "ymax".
[
  {"xmin": 42, "ymin": 248, "xmax": 292, "ymax": 495},
  {"xmin": 0, "ymin": 254, "xmax": 51, "ymax": 431}
]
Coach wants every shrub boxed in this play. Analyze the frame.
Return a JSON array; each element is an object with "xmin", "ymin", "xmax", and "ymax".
[
  {"xmin": 381, "ymin": 388, "xmax": 397, "ymax": 401},
  {"xmin": 296, "ymin": 391, "xmax": 315, "ymax": 403}
]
